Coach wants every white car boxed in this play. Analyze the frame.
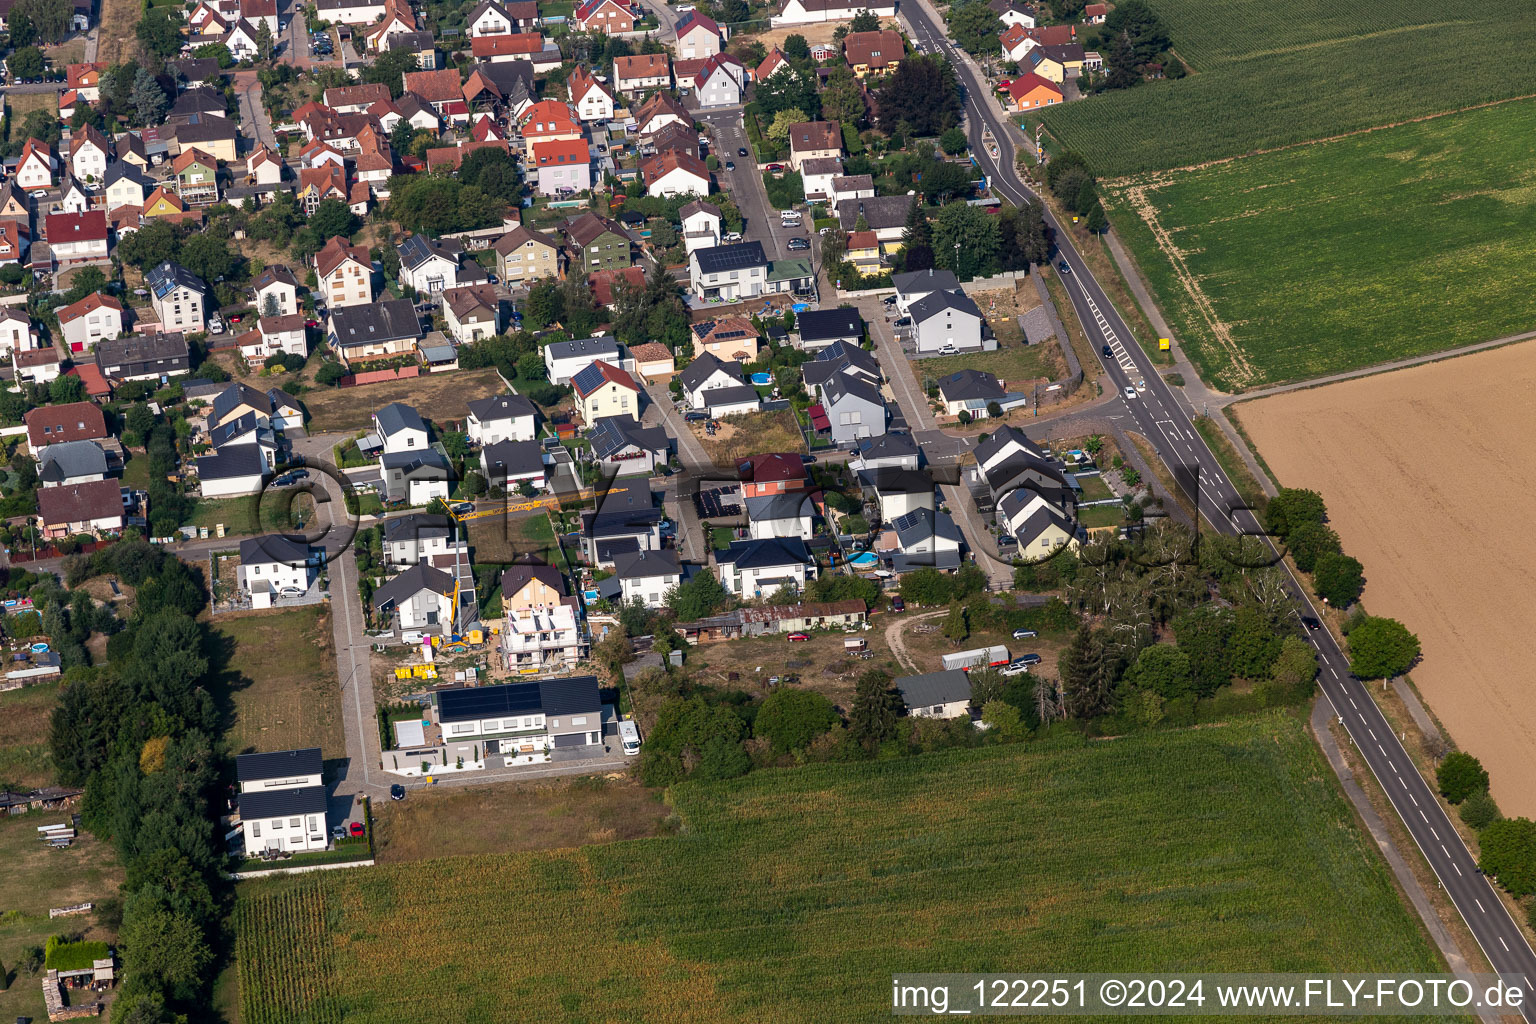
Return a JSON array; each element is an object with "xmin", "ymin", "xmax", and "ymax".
[
  {"xmin": 1123, "ymin": 386, "xmax": 1137, "ymax": 400},
  {"xmin": 999, "ymin": 662, "xmax": 1030, "ymax": 677}
]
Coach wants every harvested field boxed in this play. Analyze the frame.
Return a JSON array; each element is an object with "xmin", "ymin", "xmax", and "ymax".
[
  {"xmin": 698, "ymin": 408, "xmax": 804, "ymax": 465},
  {"xmin": 212, "ymin": 606, "xmax": 343, "ymax": 756},
  {"xmin": 5, "ymin": 92, "xmax": 57, "ymax": 119},
  {"xmin": 1237, "ymin": 339, "xmax": 1536, "ymax": 817},
  {"xmin": 95, "ymin": 0, "xmax": 141, "ymax": 66},
  {"xmin": 301, "ymin": 368, "xmax": 507, "ymax": 432}
]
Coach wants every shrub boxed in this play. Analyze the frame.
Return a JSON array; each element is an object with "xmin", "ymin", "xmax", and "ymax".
[
  {"xmin": 1436, "ymin": 751, "xmax": 1489, "ymax": 804},
  {"xmin": 753, "ymin": 688, "xmax": 839, "ymax": 753},
  {"xmin": 1459, "ymin": 789, "xmax": 1501, "ymax": 830},
  {"xmin": 1479, "ymin": 817, "xmax": 1536, "ymax": 896},
  {"xmin": 1345, "ymin": 616, "xmax": 1419, "ymax": 680},
  {"xmin": 1311, "ymin": 551, "xmax": 1364, "ymax": 607}
]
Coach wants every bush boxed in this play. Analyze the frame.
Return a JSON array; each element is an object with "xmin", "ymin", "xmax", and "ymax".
[
  {"xmin": 753, "ymin": 688, "xmax": 839, "ymax": 753},
  {"xmin": 1436, "ymin": 751, "xmax": 1489, "ymax": 804},
  {"xmin": 1311, "ymin": 551, "xmax": 1364, "ymax": 607},
  {"xmin": 1479, "ymin": 817, "xmax": 1536, "ymax": 896},
  {"xmin": 1460, "ymin": 789, "xmax": 1501, "ymax": 830}
]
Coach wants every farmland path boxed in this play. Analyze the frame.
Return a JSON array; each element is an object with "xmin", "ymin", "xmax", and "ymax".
[{"xmin": 885, "ymin": 609, "xmax": 945, "ymax": 673}]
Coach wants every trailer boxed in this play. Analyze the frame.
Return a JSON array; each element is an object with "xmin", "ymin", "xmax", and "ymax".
[{"xmin": 941, "ymin": 645, "xmax": 1010, "ymax": 672}]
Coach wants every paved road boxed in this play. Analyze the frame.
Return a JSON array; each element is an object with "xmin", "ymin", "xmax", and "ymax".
[
  {"xmin": 697, "ymin": 109, "xmax": 815, "ymax": 263},
  {"xmin": 903, "ymin": 0, "xmax": 1536, "ymax": 1002},
  {"xmin": 233, "ymin": 71, "xmax": 279, "ymax": 152}
]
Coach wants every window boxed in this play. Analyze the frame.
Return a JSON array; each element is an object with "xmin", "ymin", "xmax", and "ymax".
[
  {"xmin": 572, "ymin": 716, "xmax": 588, "ymax": 726},
  {"xmin": 309, "ymin": 816, "xmax": 320, "ymax": 832},
  {"xmin": 272, "ymin": 819, "xmax": 283, "ymax": 829},
  {"xmin": 251, "ymin": 822, "xmax": 261, "ymax": 837}
]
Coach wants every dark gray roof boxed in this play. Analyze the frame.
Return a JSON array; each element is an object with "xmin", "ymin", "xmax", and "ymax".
[
  {"xmin": 539, "ymin": 674, "xmax": 601, "ymax": 717},
  {"xmin": 858, "ymin": 467, "xmax": 932, "ymax": 498},
  {"xmin": 815, "ymin": 338, "xmax": 879, "ymax": 375},
  {"xmin": 613, "ymin": 547, "xmax": 680, "ymax": 580},
  {"xmin": 973, "ymin": 425, "xmax": 1044, "ymax": 468},
  {"xmin": 693, "ymin": 241, "xmax": 766, "ymax": 275},
  {"xmin": 744, "ymin": 492, "xmax": 813, "ymax": 522},
  {"xmin": 267, "ymin": 387, "xmax": 301, "ymax": 411},
  {"xmin": 938, "ymin": 369, "xmax": 1005, "ymax": 403},
  {"xmin": 588, "ymin": 415, "xmax": 670, "ymax": 460},
  {"xmin": 704, "ymin": 384, "xmax": 760, "ymax": 410},
  {"xmin": 893, "ymin": 267, "xmax": 959, "ymax": 295},
  {"xmin": 984, "ymin": 450, "xmax": 1067, "ymax": 495},
  {"xmin": 910, "ymin": 288, "xmax": 983, "ymax": 324},
  {"xmin": 236, "ymin": 746, "xmax": 323, "ymax": 783},
  {"xmin": 380, "ymin": 448, "xmax": 451, "ymax": 475},
  {"xmin": 1010, "ymin": 502, "xmax": 1076, "ymax": 547},
  {"xmin": 891, "ymin": 549, "xmax": 963, "ymax": 573},
  {"xmin": 253, "ymin": 264, "xmax": 300, "ymax": 292},
  {"xmin": 382, "ymin": 512, "xmax": 454, "ymax": 543},
  {"xmin": 679, "ymin": 351, "xmax": 743, "ymax": 392},
  {"xmin": 797, "ymin": 307, "xmax": 864, "ymax": 343},
  {"xmin": 545, "ymin": 334, "xmax": 618, "ymax": 363},
  {"xmin": 195, "ymin": 444, "xmax": 265, "ymax": 480},
  {"xmin": 147, "ymin": 260, "xmax": 205, "ymax": 299},
  {"xmin": 715, "ymin": 536, "xmax": 810, "ymax": 569},
  {"xmin": 211, "ymin": 382, "xmax": 271, "ymax": 426},
  {"xmin": 397, "ymin": 233, "xmax": 458, "ymax": 271},
  {"xmin": 466, "ymin": 393, "xmax": 537, "ymax": 423},
  {"xmin": 210, "ymin": 411, "xmax": 267, "ymax": 448},
  {"xmin": 482, "ymin": 439, "xmax": 545, "ymax": 479},
  {"xmin": 437, "ymin": 674, "xmax": 600, "ymax": 723},
  {"xmin": 586, "ymin": 481, "xmax": 658, "ymax": 534},
  {"xmin": 238, "ymin": 785, "xmax": 328, "ymax": 820},
  {"xmin": 375, "ymin": 401, "xmax": 426, "ymax": 439},
  {"xmin": 891, "ymin": 507, "xmax": 961, "ymax": 549},
  {"xmin": 853, "ymin": 432, "xmax": 919, "ymax": 462},
  {"xmin": 331, "ymin": 299, "xmax": 421, "ymax": 349},
  {"xmin": 894, "ymin": 669, "xmax": 971, "ymax": 709},
  {"xmin": 821, "ymin": 372, "xmax": 882, "ymax": 412},
  {"xmin": 238, "ymin": 533, "xmax": 311, "ymax": 565},
  {"xmin": 38, "ymin": 440, "xmax": 106, "ymax": 483},
  {"xmin": 374, "ymin": 562, "xmax": 453, "ymax": 611},
  {"xmin": 104, "ymin": 159, "xmax": 150, "ymax": 188},
  {"xmin": 169, "ymin": 85, "xmax": 225, "ymax": 117},
  {"xmin": 837, "ymin": 194, "xmax": 914, "ymax": 232}
]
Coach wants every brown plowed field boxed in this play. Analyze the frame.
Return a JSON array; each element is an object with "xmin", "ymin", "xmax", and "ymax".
[{"xmin": 1239, "ymin": 341, "xmax": 1536, "ymax": 817}]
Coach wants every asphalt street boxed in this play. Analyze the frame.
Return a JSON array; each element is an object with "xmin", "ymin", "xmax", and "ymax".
[{"xmin": 903, "ymin": 0, "xmax": 1536, "ymax": 1003}]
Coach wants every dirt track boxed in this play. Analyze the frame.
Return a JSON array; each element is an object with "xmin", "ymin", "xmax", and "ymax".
[{"xmin": 1239, "ymin": 341, "xmax": 1536, "ymax": 817}]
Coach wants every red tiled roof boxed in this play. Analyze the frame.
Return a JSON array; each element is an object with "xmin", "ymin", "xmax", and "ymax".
[
  {"xmin": 36, "ymin": 479, "xmax": 122, "ymax": 530},
  {"xmin": 57, "ymin": 292, "xmax": 122, "ymax": 325},
  {"xmin": 614, "ymin": 53, "xmax": 669, "ymax": 81},
  {"xmin": 45, "ymin": 210, "xmax": 108, "ymax": 243},
  {"xmin": 740, "ymin": 452, "xmax": 805, "ymax": 483},
  {"xmin": 67, "ymin": 363, "xmax": 110, "ymax": 399},
  {"xmin": 25, "ymin": 401, "xmax": 106, "ymax": 448},
  {"xmin": 402, "ymin": 68, "xmax": 462, "ymax": 103},
  {"xmin": 1005, "ymin": 71, "xmax": 1061, "ymax": 100},
  {"xmin": 471, "ymin": 32, "xmax": 546, "ymax": 57},
  {"xmin": 588, "ymin": 266, "xmax": 644, "ymax": 306},
  {"xmin": 532, "ymin": 138, "xmax": 589, "ymax": 166}
]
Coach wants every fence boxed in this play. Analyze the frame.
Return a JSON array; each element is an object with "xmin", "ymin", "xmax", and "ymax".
[{"xmin": 339, "ymin": 366, "xmax": 420, "ymax": 387}]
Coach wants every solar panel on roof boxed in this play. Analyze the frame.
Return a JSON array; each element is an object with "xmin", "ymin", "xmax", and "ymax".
[
  {"xmin": 438, "ymin": 681, "xmax": 543, "ymax": 723},
  {"xmin": 572, "ymin": 362, "xmax": 604, "ymax": 395}
]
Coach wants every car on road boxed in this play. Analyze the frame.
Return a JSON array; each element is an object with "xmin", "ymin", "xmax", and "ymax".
[
  {"xmin": 1059, "ymin": 261, "xmax": 1071, "ymax": 274},
  {"xmin": 800, "ymin": 453, "xmax": 817, "ymax": 464},
  {"xmin": 737, "ymin": 146, "xmax": 748, "ymax": 157},
  {"xmin": 725, "ymin": 161, "xmax": 735, "ymax": 170},
  {"xmin": 1016, "ymin": 653, "xmax": 1042, "ymax": 666},
  {"xmin": 1123, "ymin": 386, "xmax": 1137, "ymax": 400},
  {"xmin": 787, "ymin": 237, "xmax": 810, "ymax": 251},
  {"xmin": 787, "ymin": 632, "xmax": 811, "ymax": 642},
  {"xmin": 451, "ymin": 501, "xmax": 475, "ymax": 515},
  {"xmin": 1012, "ymin": 628, "xmax": 1037, "ymax": 640},
  {"xmin": 1301, "ymin": 616, "xmax": 1322, "ymax": 631},
  {"xmin": 1102, "ymin": 344, "xmax": 1112, "ymax": 358},
  {"xmin": 390, "ymin": 784, "xmax": 406, "ymax": 801},
  {"xmin": 349, "ymin": 821, "xmax": 365, "ymax": 836},
  {"xmin": 723, "ymin": 231, "xmax": 742, "ymax": 242}
]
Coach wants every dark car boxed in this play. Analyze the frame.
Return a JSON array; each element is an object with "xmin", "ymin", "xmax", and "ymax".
[
  {"xmin": 684, "ymin": 410, "xmax": 710, "ymax": 422},
  {"xmin": 1102, "ymin": 344, "xmax": 1113, "ymax": 357},
  {"xmin": 737, "ymin": 146, "xmax": 748, "ymax": 157},
  {"xmin": 390, "ymin": 784, "xmax": 406, "ymax": 801},
  {"xmin": 1301, "ymin": 616, "xmax": 1322, "ymax": 631},
  {"xmin": 288, "ymin": 468, "xmax": 309, "ymax": 480},
  {"xmin": 1059, "ymin": 261, "xmax": 1071, "ymax": 274},
  {"xmin": 800, "ymin": 453, "xmax": 817, "ymax": 464},
  {"xmin": 893, "ymin": 316, "xmax": 912, "ymax": 328},
  {"xmin": 891, "ymin": 596, "xmax": 905, "ymax": 612},
  {"xmin": 1017, "ymin": 653, "xmax": 1042, "ymax": 666},
  {"xmin": 786, "ymin": 237, "xmax": 810, "ymax": 251},
  {"xmin": 725, "ymin": 161, "xmax": 735, "ymax": 171}
]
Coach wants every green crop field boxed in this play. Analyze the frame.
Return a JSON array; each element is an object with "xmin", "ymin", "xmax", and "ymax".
[
  {"xmin": 234, "ymin": 714, "xmax": 1440, "ymax": 1022},
  {"xmin": 1104, "ymin": 99, "xmax": 1536, "ymax": 390},
  {"xmin": 1037, "ymin": 0, "xmax": 1536, "ymax": 176}
]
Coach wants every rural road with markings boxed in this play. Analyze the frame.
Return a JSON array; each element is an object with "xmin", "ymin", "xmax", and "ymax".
[{"xmin": 902, "ymin": 0, "xmax": 1536, "ymax": 1004}]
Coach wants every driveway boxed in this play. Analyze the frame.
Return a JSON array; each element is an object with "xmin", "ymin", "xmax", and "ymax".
[
  {"xmin": 697, "ymin": 110, "xmax": 811, "ymax": 263},
  {"xmin": 232, "ymin": 72, "xmax": 279, "ymax": 152}
]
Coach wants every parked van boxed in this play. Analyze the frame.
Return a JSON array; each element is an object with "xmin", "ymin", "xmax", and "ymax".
[{"xmin": 619, "ymin": 720, "xmax": 642, "ymax": 756}]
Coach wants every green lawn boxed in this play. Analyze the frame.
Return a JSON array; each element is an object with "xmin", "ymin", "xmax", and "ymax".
[
  {"xmin": 211, "ymin": 606, "xmax": 343, "ymax": 757},
  {"xmin": 0, "ymin": 681, "xmax": 62, "ymax": 789},
  {"xmin": 1108, "ymin": 99, "xmax": 1536, "ymax": 390},
  {"xmin": 234, "ymin": 713, "xmax": 1440, "ymax": 1022},
  {"xmin": 1039, "ymin": 0, "xmax": 1536, "ymax": 175},
  {"xmin": 120, "ymin": 452, "xmax": 149, "ymax": 490},
  {"xmin": 188, "ymin": 492, "xmax": 316, "ymax": 537},
  {"xmin": 1077, "ymin": 503, "xmax": 1126, "ymax": 529},
  {"xmin": 1076, "ymin": 473, "xmax": 1114, "ymax": 503},
  {"xmin": 911, "ymin": 341, "xmax": 1061, "ymax": 391}
]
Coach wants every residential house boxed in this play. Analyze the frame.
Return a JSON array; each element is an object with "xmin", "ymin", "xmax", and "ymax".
[
  {"xmin": 252, "ymin": 264, "xmax": 301, "ymax": 317},
  {"xmin": 690, "ymin": 317, "xmax": 760, "ymax": 362},
  {"xmin": 999, "ymin": 22, "xmax": 1035, "ymax": 62},
  {"xmin": 361, "ymin": 0, "xmax": 419, "ymax": 51},
  {"xmin": 756, "ymin": 47, "xmax": 791, "ymax": 81},
  {"xmin": 795, "ymin": 307, "xmax": 864, "ymax": 351},
  {"xmin": 745, "ymin": 491, "xmax": 815, "ymax": 540},
  {"xmin": 57, "ymin": 174, "xmax": 90, "ymax": 214},
  {"xmin": 574, "ymin": 0, "xmax": 633, "ymax": 33},
  {"xmin": 35, "ymin": 479, "xmax": 124, "ymax": 538},
  {"xmin": 471, "ymin": 32, "xmax": 563, "ymax": 69},
  {"xmin": 468, "ymin": 0, "xmax": 517, "ymax": 34},
  {"xmin": 645, "ymin": 121, "xmax": 700, "ymax": 162},
  {"xmin": 195, "ymin": 442, "xmax": 266, "ymax": 497},
  {"xmin": 641, "ymin": 150, "xmax": 709, "ymax": 198},
  {"xmin": 892, "ymin": 267, "xmax": 961, "ymax": 313},
  {"xmin": 850, "ymin": 431, "xmax": 921, "ymax": 472},
  {"xmin": 679, "ymin": 352, "xmax": 746, "ymax": 410},
  {"xmin": 324, "ymin": 82, "xmax": 391, "ymax": 113},
  {"xmin": 26, "ymin": 403, "xmax": 107, "ymax": 451},
  {"xmin": 380, "ymin": 448, "xmax": 453, "ymax": 504},
  {"xmin": 1038, "ymin": 42, "xmax": 1085, "ymax": 75},
  {"xmin": 499, "ymin": 576, "xmax": 585, "ymax": 674},
  {"xmin": 691, "ymin": 53, "xmax": 746, "ymax": 108},
  {"xmin": 689, "ymin": 241, "xmax": 767, "ymax": 301},
  {"xmin": 613, "ymin": 53, "xmax": 671, "ymax": 95},
  {"xmin": 315, "ymin": 236, "xmax": 374, "ymax": 307},
  {"xmin": 147, "ymin": 260, "xmax": 207, "ymax": 332},
  {"xmin": 679, "ymin": 199, "xmax": 722, "ymax": 253},
  {"xmin": 397, "ymin": 234, "xmax": 463, "ymax": 294},
  {"xmin": 937, "ymin": 368, "xmax": 1007, "ymax": 417},
  {"xmin": 588, "ymin": 266, "xmax": 645, "ymax": 309},
  {"xmin": 567, "ymin": 65, "xmax": 614, "ymax": 121},
  {"xmin": 886, "ymin": 506, "xmax": 963, "ymax": 572},
  {"xmin": 267, "ymin": 388, "xmax": 304, "ymax": 430},
  {"xmin": 845, "ymin": 229, "xmax": 881, "ymax": 273},
  {"xmin": 628, "ymin": 342, "xmax": 676, "ymax": 380},
  {"xmin": 1083, "ymin": 2, "xmax": 1106, "ymax": 22},
  {"xmin": 374, "ymin": 563, "xmax": 457, "ymax": 632},
  {"xmin": 614, "ymin": 549, "xmax": 680, "ymax": 608},
  {"xmin": 466, "ymin": 393, "xmax": 537, "ymax": 446},
  {"xmin": 55, "ymin": 293, "xmax": 122, "ymax": 355},
  {"xmin": 1003, "ymin": 71, "xmax": 1062, "ymax": 111},
  {"xmin": 209, "ymin": 381, "xmax": 274, "ymax": 431},
  {"xmin": 572, "ymin": 360, "xmax": 641, "ymax": 423},
  {"xmin": 67, "ymin": 125, "xmax": 110, "ymax": 184},
  {"xmin": 716, "ymin": 536, "xmax": 815, "ymax": 597},
  {"xmin": 329, "ymin": 299, "xmax": 421, "ymax": 365},
  {"xmin": 0, "ymin": 219, "xmax": 26, "ymax": 268},
  {"xmin": 235, "ymin": 749, "xmax": 327, "ymax": 854},
  {"xmin": 632, "ymin": 91, "xmax": 690, "ymax": 137},
  {"xmin": 314, "ymin": 0, "xmax": 387, "ymax": 24},
  {"xmin": 738, "ymin": 452, "xmax": 808, "ymax": 497},
  {"xmin": 43, "ymin": 210, "xmax": 107, "ymax": 267},
  {"xmin": 829, "ymin": 173, "xmax": 875, "ymax": 215},
  {"xmin": 802, "ymin": 339, "xmax": 880, "ymax": 393},
  {"xmin": 373, "ymin": 402, "xmax": 429, "ymax": 455},
  {"xmin": 969, "ymin": 425, "xmax": 1073, "ymax": 511},
  {"xmin": 564, "ymin": 212, "xmax": 632, "ymax": 272},
  {"xmin": 843, "ymin": 29, "xmax": 904, "ymax": 76},
  {"xmin": 443, "ymin": 283, "xmax": 502, "ymax": 344},
  {"xmin": 771, "ymin": 0, "xmax": 895, "ymax": 26},
  {"xmin": 13, "ymin": 347, "xmax": 61, "ymax": 386},
  {"xmin": 142, "ymin": 186, "xmax": 191, "ymax": 221},
  {"xmin": 787, "ymin": 121, "xmax": 842, "ymax": 172},
  {"xmin": 895, "ymin": 670, "xmax": 971, "ymax": 719},
  {"xmin": 1021, "ymin": 46, "xmax": 1066, "ymax": 83},
  {"xmin": 800, "ymin": 156, "xmax": 842, "ymax": 203},
  {"xmin": 675, "ymin": 10, "xmax": 723, "ymax": 57},
  {"xmin": 912, "ymin": 289, "xmax": 986, "ymax": 355},
  {"xmin": 237, "ymin": 534, "xmax": 316, "ymax": 606},
  {"xmin": 102, "ymin": 161, "xmax": 148, "ymax": 212},
  {"xmin": 237, "ymin": 314, "xmax": 307, "ymax": 362},
  {"xmin": 531, "ymin": 138, "xmax": 591, "ymax": 196},
  {"xmin": 583, "ymin": 480, "xmax": 661, "ymax": 565},
  {"xmin": 434, "ymin": 676, "xmax": 604, "ymax": 762},
  {"xmin": 382, "ymin": 512, "xmax": 458, "ymax": 566},
  {"xmin": 988, "ymin": 0, "xmax": 1036, "ymax": 28},
  {"xmin": 858, "ymin": 466, "xmax": 933, "ymax": 523},
  {"xmin": 16, "ymin": 138, "xmax": 55, "ymax": 191},
  {"xmin": 403, "ymin": 68, "xmax": 469, "ymax": 122},
  {"xmin": 65, "ymin": 62, "xmax": 105, "ymax": 103},
  {"xmin": 480, "ymin": 438, "xmax": 546, "ymax": 491},
  {"xmin": 493, "ymin": 225, "xmax": 561, "ymax": 284},
  {"xmin": 171, "ymin": 147, "xmax": 219, "ymax": 205},
  {"xmin": 38, "ymin": 441, "xmax": 108, "ymax": 489},
  {"xmin": 588, "ymin": 415, "xmax": 671, "ymax": 476},
  {"xmin": 544, "ymin": 334, "xmax": 621, "ymax": 384},
  {"xmin": 819, "ymin": 372, "xmax": 885, "ymax": 444},
  {"xmin": 999, "ymin": 485, "xmax": 1077, "ymax": 558},
  {"xmin": 93, "ymin": 331, "xmax": 189, "ymax": 382},
  {"xmin": 210, "ymin": 411, "xmax": 279, "ymax": 471},
  {"xmin": 382, "ymin": 29, "xmax": 439, "ymax": 68},
  {"xmin": 297, "ymin": 164, "xmax": 348, "ymax": 214}
]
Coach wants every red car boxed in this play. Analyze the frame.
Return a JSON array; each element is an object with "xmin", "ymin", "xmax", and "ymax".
[
  {"xmin": 349, "ymin": 821, "xmax": 365, "ymax": 837},
  {"xmin": 766, "ymin": 163, "xmax": 785, "ymax": 174},
  {"xmin": 892, "ymin": 597, "xmax": 905, "ymax": 612},
  {"xmin": 228, "ymin": 314, "xmax": 243, "ymax": 323},
  {"xmin": 787, "ymin": 632, "xmax": 811, "ymax": 642},
  {"xmin": 305, "ymin": 319, "xmax": 320, "ymax": 328}
]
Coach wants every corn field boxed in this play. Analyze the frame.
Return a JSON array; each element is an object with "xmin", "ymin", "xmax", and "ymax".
[
  {"xmin": 237, "ymin": 715, "xmax": 1443, "ymax": 1021},
  {"xmin": 1041, "ymin": 0, "xmax": 1536, "ymax": 176}
]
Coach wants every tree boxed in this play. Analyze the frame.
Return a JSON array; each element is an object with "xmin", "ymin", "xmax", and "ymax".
[
  {"xmin": 6, "ymin": 46, "xmax": 43, "ymax": 81},
  {"xmin": 49, "ymin": 374, "xmax": 85, "ymax": 404},
  {"xmin": 193, "ymin": 41, "xmax": 234, "ymax": 68},
  {"xmin": 129, "ymin": 68, "xmax": 169, "ymax": 127},
  {"xmin": 939, "ymin": 126, "xmax": 968, "ymax": 156},
  {"xmin": 1478, "ymin": 817, "xmax": 1536, "ymax": 896},
  {"xmin": 8, "ymin": 12, "xmax": 34, "ymax": 47},
  {"xmin": 941, "ymin": 603, "xmax": 969, "ymax": 646},
  {"xmin": 116, "ymin": 219, "xmax": 179, "ymax": 269},
  {"xmin": 756, "ymin": 68, "xmax": 820, "ymax": 119},
  {"xmin": 783, "ymin": 33, "xmax": 810, "ymax": 61},
  {"xmin": 766, "ymin": 107, "xmax": 808, "ymax": 145},
  {"xmin": 1460, "ymin": 790, "xmax": 1501, "ymax": 830},
  {"xmin": 255, "ymin": 18, "xmax": 276, "ymax": 61},
  {"xmin": 819, "ymin": 66, "xmax": 864, "ymax": 126},
  {"xmin": 525, "ymin": 281, "xmax": 563, "ymax": 329},
  {"xmin": 1285, "ymin": 519, "xmax": 1340, "ymax": 573},
  {"xmin": 315, "ymin": 362, "xmax": 346, "ymax": 386},
  {"xmin": 118, "ymin": 904, "xmax": 212, "ymax": 999},
  {"xmin": 899, "ymin": 195, "xmax": 934, "ymax": 272},
  {"xmin": 849, "ymin": 669, "xmax": 904, "ymax": 746},
  {"xmin": 1171, "ymin": 604, "xmax": 1233, "ymax": 696},
  {"xmin": 1268, "ymin": 635, "xmax": 1318, "ymax": 693},
  {"xmin": 1311, "ymin": 551, "xmax": 1364, "ymax": 607},
  {"xmin": 457, "ymin": 147, "xmax": 521, "ymax": 201},
  {"xmin": 136, "ymin": 8, "xmax": 183, "ymax": 58},
  {"xmin": 1436, "ymin": 751, "xmax": 1488, "ymax": 804},
  {"xmin": 309, "ymin": 198, "xmax": 359, "ymax": 240},
  {"xmin": 1120, "ymin": 643, "xmax": 1192, "ymax": 700},
  {"xmin": 1228, "ymin": 605, "xmax": 1281, "ymax": 679},
  {"xmin": 1058, "ymin": 624, "xmax": 1113, "ymax": 718},
  {"xmin": 666, "ymin": 568, "xmax": 729, "ymax": 622},
  {"xmin": 178, "ymin": 235, "xmax": 236, "ymax": 286},
  {"xmin": 1346, "ymin": 616, "xmax": 1419, "ymax": 680},
  {"xmin": 946, "ymin": 0, "xmax": 1003, "ymax": 55},
  {"xmin": 359, "ymin": 49, "xmax": 418, "ymax": 97},
  {"xmin": 754, "ymin": 688, "xmax": 839, "ymax": 753},
  {"xmin": 14, "ymin": 0, "xmax": 70, "ymax": 43},
  {"xmin": 849, "ymin": 7, "xmax": 880, "ymax": 31},
  {"xmin": 877, "ymin": 55, "xmax": 961, "ymax": 136},
  {"xmin": 980, "ymin": 699, "xmax": 1025, "ymax": 739},
  {"xmin": 1104, "ymin": 0, "xmax": 1171, "ymax": 65},
  {"xmin": 933, "ymin": 201, "xmax": 1000, "ymax": 281},
  {"xmin": 997, "ymin": 199, "xmax": 1050, "ymax": 270},
  {"xmin": 1263, "ymin": 487, "xmax": 1327, "ymax": 539}
]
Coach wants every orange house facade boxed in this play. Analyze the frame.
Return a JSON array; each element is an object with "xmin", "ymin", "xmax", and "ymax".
[{"xmin": 1003, "ymin": 72, "xmax": 1062, "ymax": 111}]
